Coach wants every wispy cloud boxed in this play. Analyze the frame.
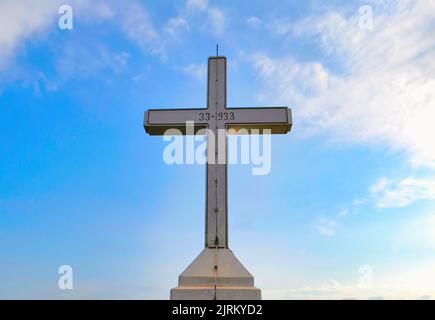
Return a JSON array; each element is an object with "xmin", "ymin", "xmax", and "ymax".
[
  {"xmin": 0, "ymin": 0, "xmax": 59, "ymax": 70},
  {"xmin": 185, "ymin": 0, "xmax": 227, "ymax": 36},
  {"xmin": 117, "ymin": 1, "xmax": 163, "ymax": 57},
  {"xmin": 340, "ymin": 175, "xmax": 435, "ymax": 213},
  {"xmin": 249, "ymin": 1, "xmax": 435, "ymax": 168},
  {"xmin": 0, "ymin": 0, "xmax": 132, "ymax": 93},
  {"xmin": 181, "ymin": 63, "xmax": 207, "ymax": 81},
  {"xmin": 246, "ymin": 16, "xmax": 263, "ymax": 28},
  {"xmin": 56, "ymin": 44, "xmax": 130, "ymax": 79},
  {"xmin": 0, "ymin": 0, "xmax": 229, "ymax": 74},
  {"xmin": 315, "ymin": 216, "xmax": 339, "ymax": 236},
  {"xmin": 0, "ymin": 0, "xmax": 124, "ymax": 71},
  {"xmin": 369, "ymin": 176, "xmax": 435, "ymax": 208},
  {"xmin": 164, "ymin": 17, "xmax": 190, "ymax": 38}
]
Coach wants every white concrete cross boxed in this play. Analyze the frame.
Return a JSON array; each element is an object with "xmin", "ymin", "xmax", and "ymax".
[{"xmin": 144, "ymin": 56, "xmax": 292, "ymax": 249}]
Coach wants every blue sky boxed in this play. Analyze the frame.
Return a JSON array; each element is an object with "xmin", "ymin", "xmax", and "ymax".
[{"xmin": 1, "ymin": 0, "xmax": 435, "ymax": 299}]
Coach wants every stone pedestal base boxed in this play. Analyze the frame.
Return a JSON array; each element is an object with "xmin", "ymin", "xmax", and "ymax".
[{"xmin": 170, "ymin": 248, "xmax": 261, "ymax": 300}]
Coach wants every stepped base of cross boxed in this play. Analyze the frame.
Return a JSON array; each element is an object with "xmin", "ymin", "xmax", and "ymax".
[{"xmin": 170, "ymin": 248, "xmax": 261, "ymax": 300}]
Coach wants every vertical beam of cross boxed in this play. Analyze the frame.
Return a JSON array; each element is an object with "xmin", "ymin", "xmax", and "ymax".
[
  {"xmin": 144, "ymin": 55, "xmax": 292, "ymax": 250},
  {"xmin": 206, "ymin": 57, "xmax": 228, "ymax": 248}
]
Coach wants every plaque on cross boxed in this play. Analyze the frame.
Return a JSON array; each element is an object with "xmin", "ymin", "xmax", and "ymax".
[{"xmin": 144, "ymin": 56, "xmax": 292, "ymax": 300}]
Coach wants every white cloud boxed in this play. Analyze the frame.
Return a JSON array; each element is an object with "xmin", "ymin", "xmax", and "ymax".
[
  {"xmin": 268, "ymin": 17, "xmax": 293, "ymax": 36},
  {"xmin": 97, "ymin": 0, "xmax": 227, "ymax": 57},
  {"xmin": 369, "ymin": 176, "xmax": 435, "ymax": 208},
  {"xmin": 0, "ymin": 0, "xmax": 61, "ymax": 70},
  {"xmin": 0, "ymin": 0, "xmax": 228, "ymax": 80},
  {"xmin": 0, "ymin": 0, "xmax": 125, "ymax": 70},
  {"xmin": 186, "ymin": 0, "xmax": 208, "ymax": 11},
  {"xmin": 118, "ymin": 1, "xmax": 162, "ymax": 56},
  {"xmin": 337, "ymin": 208, "xmax": 349, "ymax": 217},
  {"xmin": 181, "ymin": 63, "xmax": 207, "ymax": 81},
  {"xmin": 0, "ymin": 0, "xmax": 137, "ymax": 92},
  {"xmin": 184, "ymin": 0, "xmax": 227, "ymax": 36},
  {"xmin": 56, "ymin": 44, "xmax": 130, "ymax": 79},
  {"xmin": 249, "ymin": 1, "xmax": 435, "ymax": 167},
  {"xmin": 246, "ymin": 16, "xmax": 263, "ymax": 28},
  {"xmin": 315, "ymin": 217, "xmax": 339, "ymax": 236},
  {"xmin": 370, "ymin": 177, "xmax": 391, "ymax": 194},
  {"xmin": 0, "ymin": 0, "xmax": 181, "ymax": 72},
  {"xmin": 73, "ymin": 0, "xmax": 116, "ymax": 22},
  {"xmin": 164, "ymin": 17, "xmax": 190, "ymax": 37},
  {"xmin": 252, "ymin": 53, "xmax": 331, "ymax": 100}
]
